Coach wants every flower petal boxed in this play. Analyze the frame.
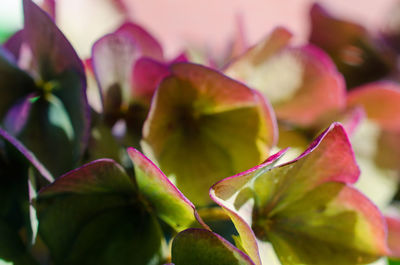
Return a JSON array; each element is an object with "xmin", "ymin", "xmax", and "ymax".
[
  {"xmin": 347, "ymin": 82, "xmax": 400, "ymax": 132},
  {"xmin": 387, "ymin": 216, "xmax": 400, "ymax": 258},
  {"xmin": 171, "ymin": 228, "xmax": 255, "ymax": 265},
  {"xmin": 347, "ymin": 82, "xmax": 400, "ymax": 207},
  {"xmin": 37, "ymin": 159, "xmax": 165, "ymax": 265},
  {"xmin": 225, "ymin": 27, "xmax": 345, "ymax": 126},
  {"xmin": 131, "ymin": 57, "xmax": 171, "ymax": 104},
  {"xmin": 23, "ymin": 0, "xmax": 90, "ymax": 164},
  {"xmin": 211, "ymin": 123, "xmax": 387, "ymax": 265},
  {"xmin": 127, "ymin": 147, "xmax": 207, "ymax": 231},
  {"xmin": 92, "ymin": 31, "xmax": 140, "ymax": 112},
  {"xmin": 143, "ymin": 62, "xmax": 277, "ymax": 205}
]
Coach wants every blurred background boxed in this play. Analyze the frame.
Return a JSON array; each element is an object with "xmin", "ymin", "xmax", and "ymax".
[{"xmin": 0, "ymin": 0, "xmax": 398, "ymax": 58}]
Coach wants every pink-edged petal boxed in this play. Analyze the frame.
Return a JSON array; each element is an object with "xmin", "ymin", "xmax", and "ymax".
[
  {"xmin": 39, "ymin": 159, "xmax": 134, "ymax": 196},
  {"xmin": 276, "ymin": 107, "xmax": 366, "ymax": 168},
  {"xmin": 92, "ymin": 21, "xmax": 164, "ymax": 109},
  {"xmin": 338, "ymin": 107, "xmax": 366, "ymax": 136},
  {"xmin": 387, "ymin": 216, "xmax": 400, "ymax": 258},
  {"xmin": 277, "ymin": 123, "xmax": 360, "ymax": 197},
  {"xmin": 169, "ymin": 63, "xmax": 270, "ymax": 113},
  {"xmin": 210, "ymin": 150, "xmax": 287, "ymax": 265},
  {"xmin": 309, "ymin": 3, "xmax": 394, "ymax": 88},
  {"xmin": 212, "ymin": 123, "xmax": 359, "ymax": 212},
  {"xmin": 92, "ymin": 31, "xmax": 140, "ymax": 112},
  {"xmin": 347, "ymin": 82, "xmax": 400, "ymax": 132},
  {"xmin": 36, "ymin": 159, "xmax": 165, "ymax": 264},
  {"xmin": 131, "ymin": 57, "xmax": 171, "ymax": 105},
  {"xmin": 127, "ymin": 148, "xmax": 208, "ymax": 231},
  {"xmin": 116, "ymin": 22, "xmax": 163, "ymax": 61},
  {"xmin": 225, "ymin": 27, "xmax": 345, "ymax": 126},
  {"xmin": 267, "ymin": 183, "xmax": 388, "ymax": 264},
  {"xmin": 210, "ymin": 123, "xmax": 376, "ymax": 265},
  {"xmin": 143, "ymin": 62, "xmax": 277, "ymax": 205},
  {"xmin": 274, "ymin": 45, "xmax": 346, "ymax": 126}
]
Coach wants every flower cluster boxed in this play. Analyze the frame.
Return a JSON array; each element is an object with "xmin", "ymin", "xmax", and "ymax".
[{"xmin": 1, "ymin": 1, "xmax": 400, "ymax": 265}]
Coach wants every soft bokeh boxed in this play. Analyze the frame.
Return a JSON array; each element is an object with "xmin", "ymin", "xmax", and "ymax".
[
  {"xmin": 120, "ymin": 0, "xmax": 398, "ymax": 57},
  {"xmin": 1, "ymin": 0, "xmax": 398, "ymax": 57}
]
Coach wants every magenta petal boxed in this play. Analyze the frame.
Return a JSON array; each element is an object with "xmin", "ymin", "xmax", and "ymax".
[
  {"xmin": 171, "ymin": 53, "xmax": 189, "ymax": 63},
  {"xmin": 3, "ymin": 94, "xmax": 34, "ymax": 135},
  {"xmin": 3, "ymin": 30, "xmax": 24, "ymax": 61},
  {"xmin": 131, "ymin": 58, "xmax": 171, "ymax": 104}
]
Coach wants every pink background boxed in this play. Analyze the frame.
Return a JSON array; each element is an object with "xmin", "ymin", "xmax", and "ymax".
[{"xmin": 57, "ymin": 0, "xmax": 398, "ymax": 58}]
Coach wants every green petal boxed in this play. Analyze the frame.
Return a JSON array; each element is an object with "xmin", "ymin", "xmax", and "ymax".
[
  {"xmin": 36, "ymin": 159, "xmax": 165, "ymax": 265},
  {"xmin": 211, "ymin": 123, "xmax": 388, "ymax": 265},
  {"xmin": 171, "ymin": 229, "xmax": 255, "ymax": 265},
  {"xmin": 142, "ymin": 62, "xmax": 277, "ymax": 205},
  {"xmin": 127, "ymin": 148, "xmax": 207, "ymax": 231},
  {"xmin": 267, "ymin": 183, "xmax": 388, "ymax": 265}
]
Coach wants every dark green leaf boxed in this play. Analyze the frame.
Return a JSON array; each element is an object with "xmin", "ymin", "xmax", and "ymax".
[{"xmin": 37, "ymin": 159, "xmax": 165, "ymax": 265}]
